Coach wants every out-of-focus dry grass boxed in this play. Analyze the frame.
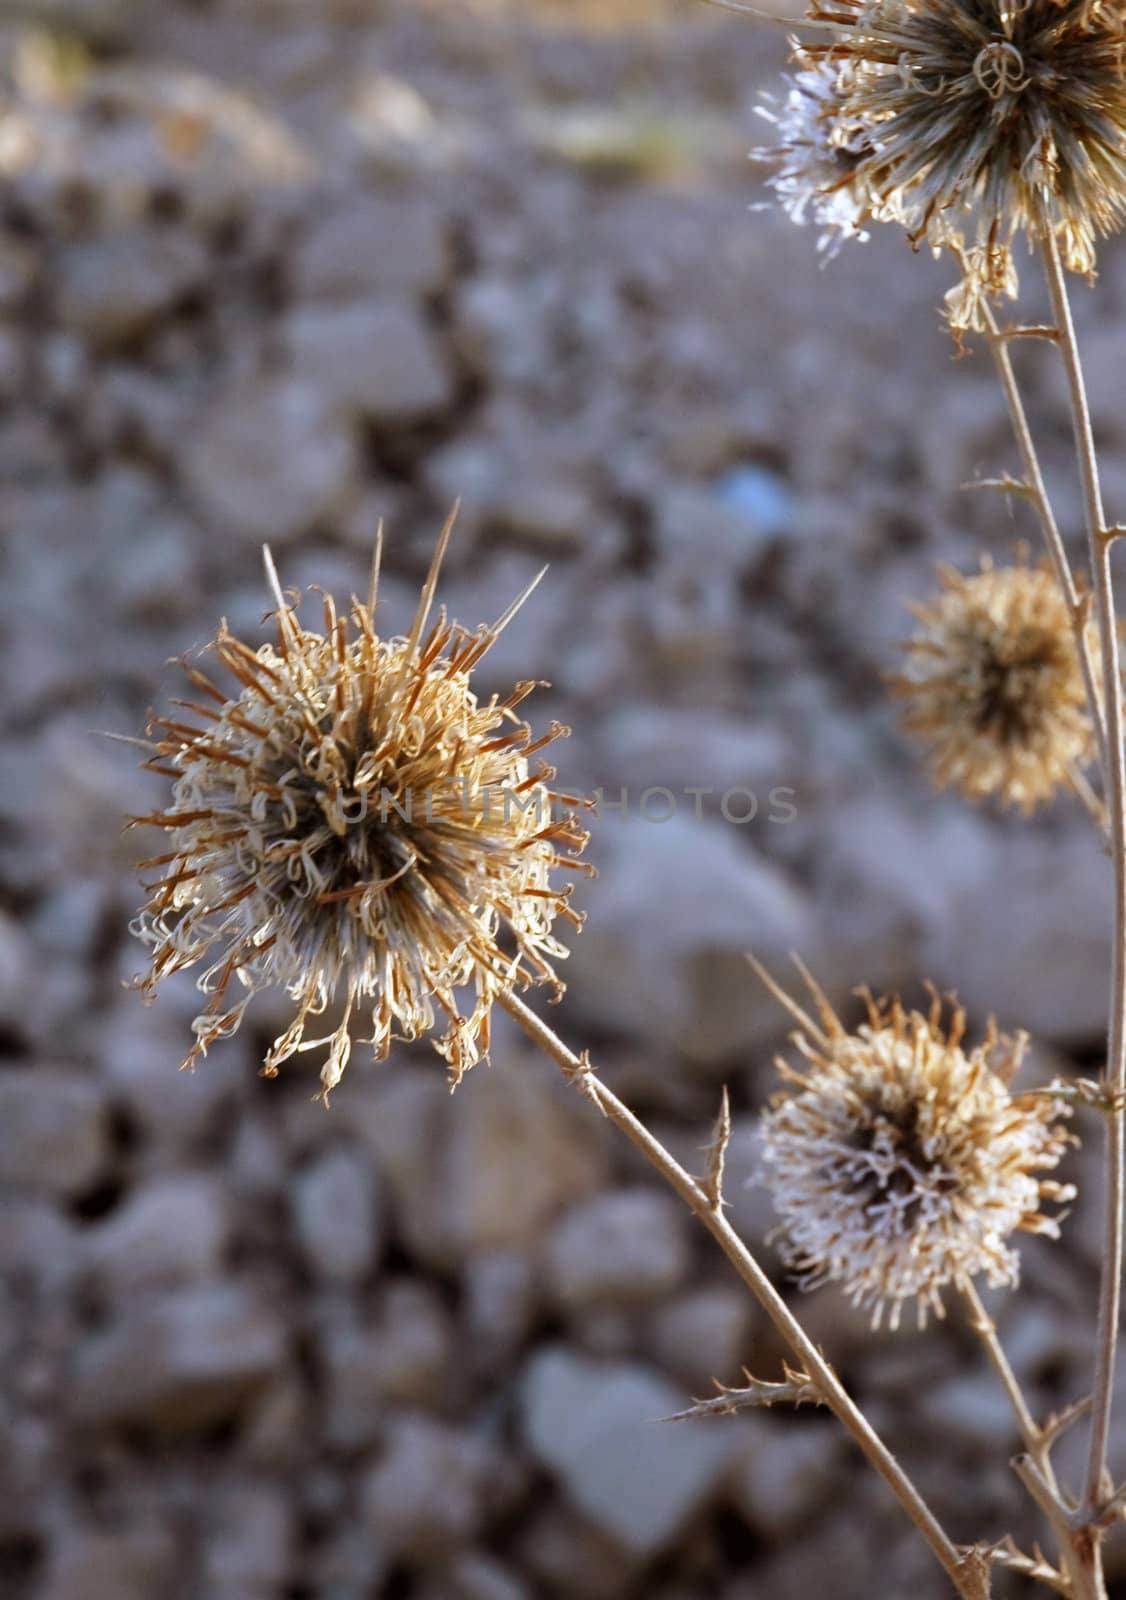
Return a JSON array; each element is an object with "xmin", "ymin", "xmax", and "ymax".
[{"xmin": 424, "ymin": 0, "xmax": 717, "ymax": 30}]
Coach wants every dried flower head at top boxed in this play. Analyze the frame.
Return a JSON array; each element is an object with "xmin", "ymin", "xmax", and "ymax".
[
  {"xmin": 129, "ymin": 514, "xmax": 590, "ymax": 1098},
  {"xmin": 759, "ymin": 1, "xmax": 1126, "ymax": 324},
  {"xmin": 754, "ymin": 960, "xmax": 1075, "ymax": 1330},
  {"xmin": 888, "ymin": 553, "xmax": 1096, "ymax": 813}
]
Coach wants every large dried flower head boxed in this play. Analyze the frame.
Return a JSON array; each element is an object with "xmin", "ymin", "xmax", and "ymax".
[
  {"xmin": 887, "ymin": 553, "xmax": 1095, "ymax": 813},
  {"xmin": 129, "ymin": 516, "xmax": 591, "ymax": 1098},
  {"xmin": 754, "ymin": 961, "xmax": 1074, "ymax": 1330},
  {"xmin": 759, "ymin": 2, "xmax": 1126, "ymax": 324}
]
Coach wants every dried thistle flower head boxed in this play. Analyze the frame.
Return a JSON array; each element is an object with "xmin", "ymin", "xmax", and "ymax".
[
  {"xmin": 129, "ymin": 515, "xmax": 590, "ymax": 1098},
  {"xmin": 887, "ymin": 553, "xmax": 1095, "ymax": 813},
  {"xmin": 754, "ymin": 57, "xmax": 878, "ymax": 253},
  {"xmin": 760, "ymin": 2, "xmax": 1126, "ymax": 325},
  {"xmin": 754, "ymin": 961, "xmax": 1075, "ymax": 1330}
]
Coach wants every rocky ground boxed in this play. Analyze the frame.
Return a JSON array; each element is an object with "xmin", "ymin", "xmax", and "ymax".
[{"xmin": 0, "ymin": 0, "xmax": 1123, "ymax": 1596}]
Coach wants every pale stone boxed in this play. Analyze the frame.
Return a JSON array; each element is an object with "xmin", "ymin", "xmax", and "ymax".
[
  {"xmin": 183, "ymin": 378, "xmax": 358, "ymax": 545},
  {"xmin": 520, "ymin": 1347, "xmax": 737, "ymax": 1557}
]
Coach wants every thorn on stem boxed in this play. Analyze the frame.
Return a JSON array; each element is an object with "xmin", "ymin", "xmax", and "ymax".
[
  {"xmin": 661, "ymin": 1363, "xmax": 822, "ymax": 1422},
  {"xmin": 563, "ymin": 1047, "xmax": 606, "ymax": 1113},
  {"xmin": 702, "ymin": 1086, "xmax": 732, "ymax": 1211},
  {"xmin": 959, "ymin": 472, "xmax": 1037, "ymax": 502}
]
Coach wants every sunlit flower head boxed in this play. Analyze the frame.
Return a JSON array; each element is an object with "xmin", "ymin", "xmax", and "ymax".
[
  {"xmin": 757, "ymin": 2, "xmax": 1126, "ymax": 321},
  {"xmin": 887, "ymin": 553, "xmax": 1095, "ymax": 813},
  {"xmin": 129, "ymin": 515, "xmax": 590, "ymax": 1098},
  {"xmin": 754, "ymin": 960, "xmax": 1074, "ymax": 1330},
  {"xmin": 810, "ymin": 0, "xmax": 1126, "ymax": 270},
  {"xmin": 755, "ymin": 56, "xmax": 880, "ymax": 253}
]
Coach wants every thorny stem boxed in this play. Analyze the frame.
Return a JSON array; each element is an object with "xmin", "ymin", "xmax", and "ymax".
[
  {"xmin": 981, "ymin": 300, "xmax": 1109, "ymax": 777},
  {"xmin": 960, "ymin": 1280, "xmax": 1100, "ymax": 1599},
  {"xmin": 1041, "ymin": 235, "xmax": 1126, "ymax": 1544},
  {"xmin": 499, "ymin": 989, "xmax": 977, "ymax": 1597}
]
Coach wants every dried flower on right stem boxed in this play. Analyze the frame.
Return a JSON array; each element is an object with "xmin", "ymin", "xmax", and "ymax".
[
  {"xmin": 756, "ymin": 964, "xmax": 1075, "ymax": 1330},
  {"xmin": 888, "ymin": 554, "xmax": 1096, "ymax": 813}
]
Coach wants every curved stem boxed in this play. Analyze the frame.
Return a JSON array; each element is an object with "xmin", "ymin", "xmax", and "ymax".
[
  {"xmin": 961, "ymin": 1281, "xmax": 1101, "ymax": 1599},
  {"xmin": 500, "ymin": 988, "xmax": 976, "ymax": 1597},
  {"xmin": 982, "ymin": 300, "xmax": 1109, "ymax": 778},
  {"xmin": 1041, "ymin": 236, "xmax": 1126, "ymax": 1530},
  {"xmin": 961, "ymin": 1279, "xmax": 1043, "ymax": 1456}
]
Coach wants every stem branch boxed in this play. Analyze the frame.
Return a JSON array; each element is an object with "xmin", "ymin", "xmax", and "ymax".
[
  {"xmin": 500, "ymin": 988, "xmax": 975, "ymax": 1597},
  {"xmin": 983, "ymin": 300, "xmax": 1109, "ymax": 776},
  {"xmin": 961, "ymin": 1280, "xmax": 1101, "ymax": 1598}
]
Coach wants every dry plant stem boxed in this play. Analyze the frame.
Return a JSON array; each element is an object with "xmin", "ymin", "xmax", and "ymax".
[
  {"xmin": 960, "ymin": 1281, "xmax": 1100, "ymax": 1599},
  {"xmin": 961, "ymin": 1279, "xmax": 1042, "ymax": 1455},
  {"xmin": 982, "ymin": 301, "xmax": 1109, "ymax": 777},
  {"xmin": 498, "ymin": 990, "xmax": 975, "ymax": 1597},
  {"xmin": 1042, "ymin": 235, "xmax": 1126, "ymax": 1535}
]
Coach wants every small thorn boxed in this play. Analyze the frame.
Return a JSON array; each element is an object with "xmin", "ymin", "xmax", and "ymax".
[{"xmin": 702, "ymin": 1086, "xmax": 732, "ymax": 1211}]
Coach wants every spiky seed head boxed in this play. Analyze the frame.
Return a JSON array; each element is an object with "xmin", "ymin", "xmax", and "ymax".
[
  {"xmin": 756, "ymin": 968, "xmax": 1074, "ymax": 1330},
  {"xmin": 759, "ymin": 1, "xmax": 1126, "ymax": 324},
  {"xmin": 128, "ymin": 520, "xmax": 590, "ymax": 1099},
  {"xmin": 887, "ymin": 554, "xmax": 1095, "ymax": 813}
]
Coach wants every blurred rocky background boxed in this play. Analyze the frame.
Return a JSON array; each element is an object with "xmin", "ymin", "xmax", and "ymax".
[{"xmin": 0, "ymin": 0, "xmax": 1121, "ymax": 1595}]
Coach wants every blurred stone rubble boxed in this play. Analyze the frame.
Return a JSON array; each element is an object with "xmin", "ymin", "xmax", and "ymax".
[{"xmin": 0, "ymin": 0, "xmax": 1119, "ymax": 1596}]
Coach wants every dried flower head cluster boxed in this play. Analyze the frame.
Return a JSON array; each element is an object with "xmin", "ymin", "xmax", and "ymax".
[
  {"xmin": 129, "ymin": 518, "xmax": 589, "ymax": 1098},
  {"xmin": 756, "ymin": 964, "xmax": 1074, "ymax": 1329},
  {"xmin": 759, "ymin": 0, "xmax": 1126, "ymax": 324},
  {"xmin": 887, "ymin": 553, "xmax": 1095, "ymax": 812}
]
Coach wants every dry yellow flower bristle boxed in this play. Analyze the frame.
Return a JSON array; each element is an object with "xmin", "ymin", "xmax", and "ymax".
[
  {"xmin": 755, "ymin": 963, "xmax": 1075, "ymax": 1330},
  {"xmin": 821, "ymin": 0, "xmax": 1126, "ymax": 253},
  {"xmin": 759, "ymin": 1, "xmax": 1126, "ymax": 325},
  {"xmin": 887, "ymin": 554, "xmax": 1095, "ymax": 813},
  {"xmin": 128, "ymin": 516, "xmax": 591, "ymax": 1098}
]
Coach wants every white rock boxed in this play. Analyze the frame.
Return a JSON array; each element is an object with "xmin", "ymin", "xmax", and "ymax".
[
  {"xmin": 291, "ymin": 1143, "xmax": 382, "ymax": 1284},
  {"xmin": 97, "ymin": 995, "xmax": 242, "ymax": 1153},
  {"xmin": 0, "ymin": 1068, "xmax": 109, "ymax": 1199},
  {"xmin": 597, "ymin": 706, "xmax": 791, "ymax": 803},
  {"xmin": 0, "ymin": 908, "xmax": 34, "ymax": 1033},
  {"xmin": 0, "ymin": 1196, "xmax": 78, "ymax": 1298},
  {"xmin": 84, "ymin": 1174, "xmax": 231, "ymax": 1296},
  {"xmin": 544, "ymin": 1188, "xmax": 691, "ymax": 1311},
  {"xmin": 513, "ymin": 1503, "xmax": 637, "ymax": 1598},
  {"xmin": 54, "ymin": 231, "xmax": 208, "ymax": 349},
  {"xmin": 650, "ymin": 1286, "xmax": 755, "ymax": 1391},
  {"xmin": 308, "ymin": 1521, "xmax": 390, "ymax": 1593},
  {"xmin": 286, "ymin": 300, "xmax": 453, "ymax": 425},
  {"xmin": 490, "ymin": 471, "xmax": 596, "ymax": 553},
  {"xmin": 520, "ymin": 1347, "xmax": 737, "ymax": 1557},
  {"xmin": 71, "ymin": 1283, "xmax": 287, "ymax": 1431},
  {"xmin": 352, "ymin": 1054, "xmax": 609, "ymax": 1268},
  {"xmin": 322, "ymin": 1282, "xmax": 454, "ymax": 1447},
  {"xmin": 183, "ymin": 378, "xmax": 358, "ymax": 545},
  {"xmin": 202, "ymin": 1481, "xmax": 294, "ymax": 1593},
  {"xmin": 294, "ymin": 194, "xmax": 450, "ymax": 301},
  {"xmin": 362, "ymin": 1415, "xmax": 501, "ymax": 1560},
  {"xmin": 726, "ymin": 1415, "xmax": 844, "ymax": 1538},
  {"xmin": 283, "ymin": 300, "xmax": 441, "ymax": 421},
  {"xmin": 566, "ymin": 815, "xmax": 814, "ymax": 1067},
  {"xmin": 922, "ymin": 819, "xmax": 1113, "ymax": 1042},
  {"xmin": 366, "ymin": 1280, "xmax": 454, "ymax": 1404},
  {"xmin": 422, "ymin": 1553, "xmax": 531, "ymax": 1600},
  {"xmin": 462, "ymin": 1249, "xmax": 538, "ymax": 1378},
  {"xmin": 0, "ymin": 326, "xmax": 25, "ymax": 401},
  {"xmin": 919, "ymin": 1370, "xmax": 1023, "ymax": 1451},
  {"xmin": 40, "ymin": 1527, "xmax": 175, "ymax": 1600}
]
